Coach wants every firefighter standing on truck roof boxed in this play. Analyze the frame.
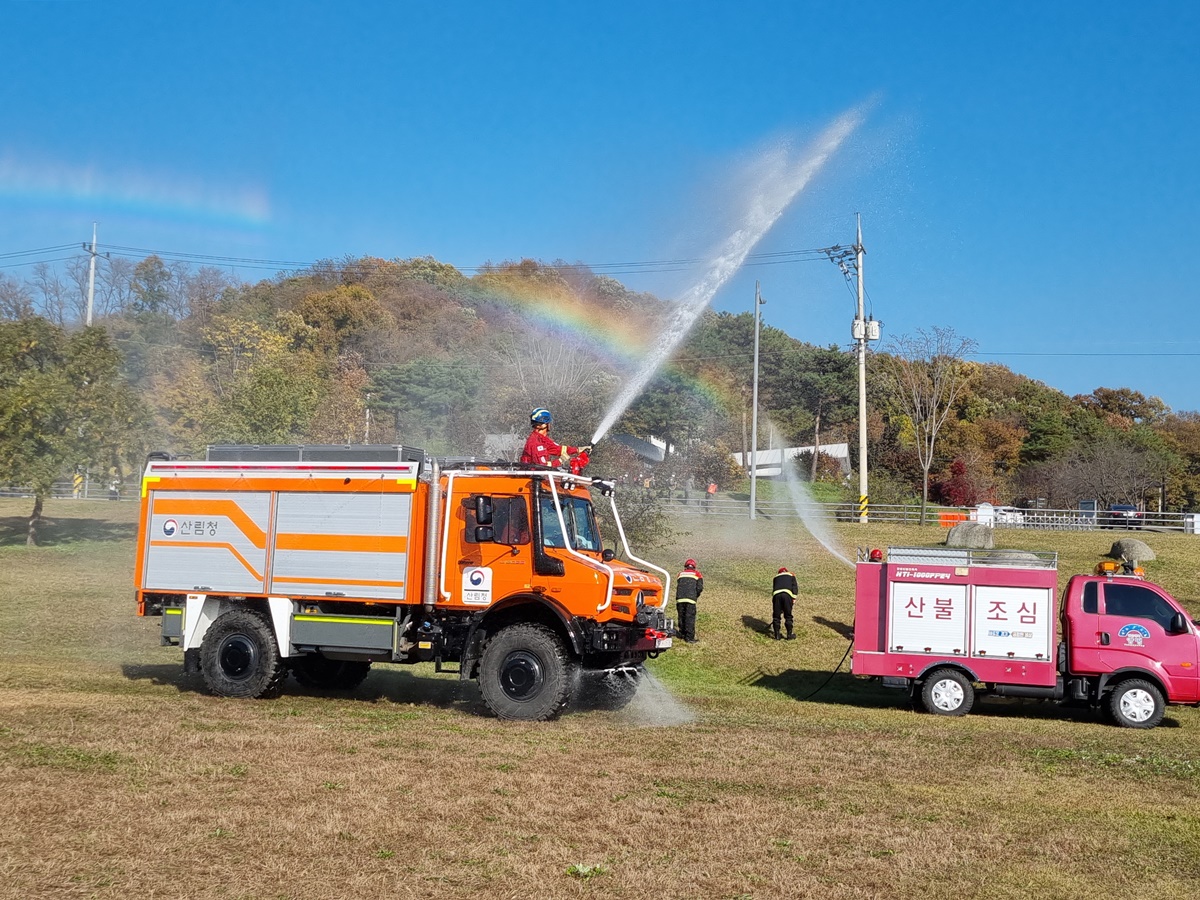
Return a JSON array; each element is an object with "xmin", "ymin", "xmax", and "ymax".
[
  {"xmin": 675, "ymin": 558, "xmax": 703, "ymax": 644},
  {"xmin": 520, "ymin": 407, "xmax": 591, "ymax": 468},
  {"xmin": 772, "ymin": 566, "xmax": 798, "ymax": 641}
]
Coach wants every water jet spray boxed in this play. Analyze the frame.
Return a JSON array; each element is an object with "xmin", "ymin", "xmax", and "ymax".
[{"xmin": 589, "ymin": 103, "xmax": 868, "ymax": 446}]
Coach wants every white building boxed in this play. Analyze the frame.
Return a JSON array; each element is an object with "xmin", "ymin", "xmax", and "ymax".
[{"xmin": 732, "ymin": 442, "xmax": 851, "ymax": 478}]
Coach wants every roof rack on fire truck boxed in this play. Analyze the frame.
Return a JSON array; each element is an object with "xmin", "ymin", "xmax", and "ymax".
[
  {"xmin": 206, "ymin": 443, "xmax": 426, "ymax": 468},
  {"xmin": 861, "ymin": 546, "xmax": 1058, "ymax": 569}
]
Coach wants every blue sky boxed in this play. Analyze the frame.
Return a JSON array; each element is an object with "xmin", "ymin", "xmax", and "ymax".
[{"xmin": 3, "ymin": 1, "xmax": 1199, "ymax": 411}]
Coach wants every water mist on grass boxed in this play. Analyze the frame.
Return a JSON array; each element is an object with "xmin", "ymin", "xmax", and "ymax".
[{"xmin": 621, "ymin": 670, "xmax": 696, "ymax": 727}]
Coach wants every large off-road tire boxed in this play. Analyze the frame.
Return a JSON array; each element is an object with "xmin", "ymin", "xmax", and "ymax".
[
  {"xmin": 919, "ymin": 668, "xmax": 975, "ymax": 717},
  {"xmin": 1107, "ymin": 678, "xmax": 1165, "ymax": 729},
  {"xmin": 479, "ymin": 623, "xmax": 576, "ymax": 721},
  {"xmin": 200, "ymin": 609, "xmax": 287, "ymax": 699},
  {"xmin": 291, "ymin": 654, "xmax": 372, "ymax": 691}
]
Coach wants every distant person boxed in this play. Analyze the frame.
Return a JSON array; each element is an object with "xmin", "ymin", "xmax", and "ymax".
[
  {"xmin": 705, "ymin": 481, "xmax": 717, "ymax": 511},
  {"xmin": 675, "ymin": 558, "xmax": 704, "ymax": 643},
  {"xmin": 520, "ymin": 407, "xmax": 591, "ymax": 469},
  {"xmin": 772, "ymin": 566, "xmax": 797, "ymax": 641}
]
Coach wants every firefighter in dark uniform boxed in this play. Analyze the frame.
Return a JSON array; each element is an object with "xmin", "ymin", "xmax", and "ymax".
[
  {"xmin": 675, "ymin": 558, "xmax": 703, "ymax": 643},
  {"xmin": 772, "ymin": 565, "xmax": 798, "ymax": 640}
]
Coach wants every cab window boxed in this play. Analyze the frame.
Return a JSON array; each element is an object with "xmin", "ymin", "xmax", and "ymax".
[
  {"xmin": 1081, "ymin": 581, "xmax": 1098, "ymax": 614},
  {"xmin": 465, "ymin": 496, "xmax": 530, "ymax": 545},
  {"xmin": 1102, "ymin": 583, "xmax": 1177, "ymax": 631}
]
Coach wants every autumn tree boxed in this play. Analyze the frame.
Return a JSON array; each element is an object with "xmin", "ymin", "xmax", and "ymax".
[
  {"xmin": 308, "ymin": 353, "xmax": 371, "ymax": 444},
  {"xmin": 0, "ymin": 273, "xmax": 34, "ymax": 320},
  {"xmin": 0, "ymin": 318, "xmax": 144, "ymax": 545},
  {"xmin": 298, "ymin": 284, "xmax": 392, "ymax": 357},
  {"xmin": 879, "ymin": 326, "xmax": 979, "ymax": 524},
  {"xmin": 1061, "ymin": 434, "xmax": 1173, "ymax": 508},
  {"xmin": 1156, "ymin": 412, "xmax": 1200, "ymax": 510},
  {"xmin": 1076, "ymin": 387, "xmax": 1168, "ymax": 426},
  {"xmin": 200, "ymin": 313, "xmax": 323, "ymax": 443}
]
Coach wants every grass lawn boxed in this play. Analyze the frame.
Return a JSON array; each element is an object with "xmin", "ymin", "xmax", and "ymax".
[{"xmin": 2, "ymin": 497, "xmax": 1200, "ymax": 899}]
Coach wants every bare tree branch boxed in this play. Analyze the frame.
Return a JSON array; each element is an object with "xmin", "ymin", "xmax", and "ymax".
[{"xmin": 881, "ymin": 326, "xmax": 978, "ymax": 524}]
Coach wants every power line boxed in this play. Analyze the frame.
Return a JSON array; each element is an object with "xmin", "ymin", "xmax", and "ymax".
[
  {"xmin": 0, "ymin": 254, "xmax": 81, "ymax": 271},
  {"xmin": 0, "ymin": 243, "xmax": 79, "ymax": 259},
  {"xmin": 0, "ymin": 241, "xmax": 847, "ymax": 278}
]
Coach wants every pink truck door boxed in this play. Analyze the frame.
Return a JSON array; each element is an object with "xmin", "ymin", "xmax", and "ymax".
[
  {"xmin": 1064, "ymin": 580, "xmax": 1105, "ymax": 675},
  {"xmin": 1098, "ymin": 581, "xmax": 1200, "ymax": 703}
]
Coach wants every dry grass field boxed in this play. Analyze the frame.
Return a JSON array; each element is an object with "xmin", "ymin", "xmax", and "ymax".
[{"xmin": 3, "ymin": 497, "xmax": 1200, "ymax": 899}]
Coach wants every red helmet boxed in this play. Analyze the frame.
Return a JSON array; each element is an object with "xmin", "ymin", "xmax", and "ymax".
[
  {"xmin": 684, "ymin": 559, "xmax": 697, "ymax": 569},
  {"xmin": 778, "ymin": 566, "xmax": 788, "ymax": 573},
  {"xmin": 869, "ymin": 548, "xmax": 884, "ymax": 562}
]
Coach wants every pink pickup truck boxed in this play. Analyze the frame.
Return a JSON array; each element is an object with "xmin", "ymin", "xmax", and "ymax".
[{"xmin": 851, "ymin": 546, "xmax": 1200, "ymax": 728}]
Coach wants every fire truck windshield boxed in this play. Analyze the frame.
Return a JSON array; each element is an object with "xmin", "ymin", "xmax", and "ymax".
[{"xmin": 538, "ymin": 494, "xmax": 600, "ymax": 552}]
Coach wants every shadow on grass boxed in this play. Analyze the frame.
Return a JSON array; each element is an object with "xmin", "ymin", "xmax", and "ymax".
[
  {"xmin": 741, "ymin": 614, "xmax": 772, "ymax": 635},
  {"xmin": 121, "ymin": 661, "xmax": 665, "ymax": 720},
  {"xmin": 812, "ymin": 615, "xmax": 854, "ymax": 640},
  {"xmin": 0, "ymin": 515, "xmax": 137, "ymax": 547},
  {"xmin": 121, "ymin": 662, "xmax": 490, "ymax": 715},
  {"xmin": 746, "ymin": 669, "xmax": 898, "ymax": 708},
  {"xmin": 746, "ymin": 666, "xmax": 1185, "ymax": 727},
  {"xmin": 743, "ymin": 614, "xmax": 855, "ymax": 642}
]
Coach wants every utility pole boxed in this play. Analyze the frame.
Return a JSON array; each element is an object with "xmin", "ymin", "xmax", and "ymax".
[
  {"xmin": 823, "ymin": 215, "xmax": 878, "ymax": 524},
  {"xmin": 853, "ymin": 216, "xmax": 868, "ymax": 523},
  {"xmin": 85, "ymin": 223, "xmax": 98, "ymax": 326},
  {"xmin": 749, "ymin": 281, "xmax": 764, "ymax": 520}
]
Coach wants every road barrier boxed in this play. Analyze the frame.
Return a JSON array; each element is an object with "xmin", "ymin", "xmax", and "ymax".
[{"xmin": 661, "ymin": 494, "xmax": 1194, "ymax": 532}]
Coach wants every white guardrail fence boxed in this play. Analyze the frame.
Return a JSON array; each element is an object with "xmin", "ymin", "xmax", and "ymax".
[
  {"xmin": 5, "ymin": 478, "xmax": 1200, "ymax": 534},
  {"xmin": 659, "ymin": 494, "xmax": 1200, "ymax": 533},
  {"xmin": 0, "ymin": 475, "xmax": 125, "ymax": 501}
]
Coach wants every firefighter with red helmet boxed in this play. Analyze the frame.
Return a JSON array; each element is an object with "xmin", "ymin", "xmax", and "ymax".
[
  {"xmin": 520, "ymin": 407, "xmax": 591, "ymax": 470},
  {"xmin": 675, "ymin": 558, "xmax": 703, "ymax": 643},
  {"xmin": 772, "ymin": 565, "xmax": 798, "ymax": 641}
]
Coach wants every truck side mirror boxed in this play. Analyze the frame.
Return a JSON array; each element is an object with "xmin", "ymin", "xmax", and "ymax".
[
  {"xmin": 474, "ymin": 495, "xmax": 493, "ymax": 526},
  {"xmin": 1169, "ymin": 611, "xmax": 1189, "ymax": 635},
  {"xmin": 474, "ymin": 525, "xmax": 495, "ymax": 543},
  {"xmin": 602, "ymin": 548, "xmax": 615, "ymax": 562}
]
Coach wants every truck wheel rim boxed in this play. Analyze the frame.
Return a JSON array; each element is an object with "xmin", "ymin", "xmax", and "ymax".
[
  {"xmin": 500, "ymin": 651, "xmax": 544, "ymax": 702},
  {"xmin": 1120, "ymin": 689, "xmax": 1154, "ymax": 722},
  {"xmin": 931, "ymin": 679, "xmax": 963, "ymax": 711},
  {"xmin": 218, "ymin": 634, "xmax": 258, "ymax": 681}
]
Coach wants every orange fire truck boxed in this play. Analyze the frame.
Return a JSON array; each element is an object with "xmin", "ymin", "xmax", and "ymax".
[{"xmin": 134, "ymin": 445, "xmax": 672, "ymax": 720}]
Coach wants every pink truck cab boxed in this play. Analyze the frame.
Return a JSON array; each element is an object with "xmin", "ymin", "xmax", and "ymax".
[{"xmin": 851, "ymin": 546, "xmax": 1200, "ymax": 729}]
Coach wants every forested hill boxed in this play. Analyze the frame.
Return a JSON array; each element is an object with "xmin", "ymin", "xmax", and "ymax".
[{"xmin": 2, "ymin": 253, "xmax": 1197, "ymax": 512}]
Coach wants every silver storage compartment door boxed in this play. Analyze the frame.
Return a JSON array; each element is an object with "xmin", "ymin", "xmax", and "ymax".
[
  {"xmin": 143, "ymin": 491, "xmax": 271, "ymax": 594},
  {"xmin": 270, "ymin": 492, "xmax": 412, "ymax": 601}
]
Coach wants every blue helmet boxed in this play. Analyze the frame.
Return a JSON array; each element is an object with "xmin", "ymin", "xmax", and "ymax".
[{"xmin": 530, "ymin": 407, "xmax": 552, "ymax": 426}]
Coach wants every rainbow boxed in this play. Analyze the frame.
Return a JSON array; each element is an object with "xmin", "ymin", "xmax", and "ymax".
[
  {"xmin": 0, "ymin": 153, "xmax": 269, "ymax": 226},
  {"xmin": 465, "ymin": 270, "xmax": 741, "ymax": 415}
]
